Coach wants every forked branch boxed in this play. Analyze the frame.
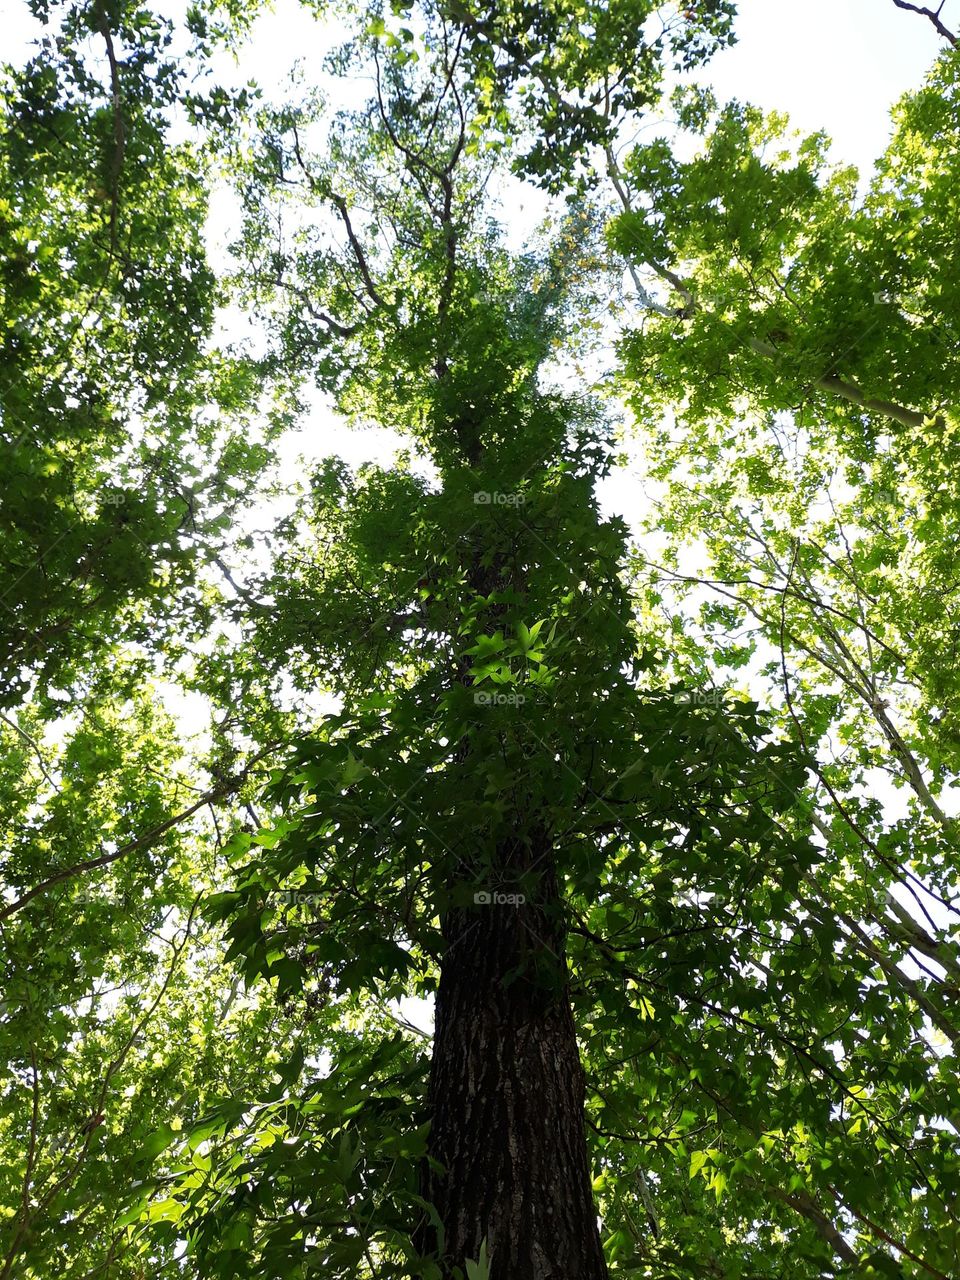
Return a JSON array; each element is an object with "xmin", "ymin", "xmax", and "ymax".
[{"xmin": 892, "ymin": 0, "xmax": 958, "ymax": 45}]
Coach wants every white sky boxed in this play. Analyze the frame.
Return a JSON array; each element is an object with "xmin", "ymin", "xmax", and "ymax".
[
  {"xmin": 5, "ymin": 0, "xmax": 953, "ymax": 778},
  {"xmin": 216, "ymin": 0, "xmax": 956, "ymax": 510},
  {"xmin": 705, "ymin": 0, "xmax": 952, "ymax": 172},
  {"xmin": 4, "ymin": 0, "xmax": 950, "ymax": 207},
  {"xmin": 7, "ymin": 0, "xmax": 950, "ymax": 149},
  {"xmin": 4, "ymin": 0, "xmax": 951, "ymax": 748}
]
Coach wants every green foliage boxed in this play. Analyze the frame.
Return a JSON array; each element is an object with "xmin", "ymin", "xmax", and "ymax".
[
  {"xmin": 421, "ymin": 0, "xmax": 731, "ymax": 187},
  {"xmin": 0, "ymin": 0, "xmax": 269, "ymax": 705},
  {"xmin": 2, "ymin": 3, "xmax": 959, "ymax": 1279},
  {"xmin": 610, "ymin": 40, "xmax": 960, "ymax": 1280}
]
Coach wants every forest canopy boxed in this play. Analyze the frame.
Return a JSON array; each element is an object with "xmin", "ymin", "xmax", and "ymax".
[{"xmin": 1, "ymin": 1, "xmax": 959, "ymax": 1278}]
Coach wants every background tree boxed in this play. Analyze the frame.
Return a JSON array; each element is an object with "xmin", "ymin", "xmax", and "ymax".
[
  {"xmin": 606, "ymin": 29, "xmax": 960, "ymax": 1280},
  {"xmin": 0, "ymin": 3, "xmax": 303, "ymax": 1276}
]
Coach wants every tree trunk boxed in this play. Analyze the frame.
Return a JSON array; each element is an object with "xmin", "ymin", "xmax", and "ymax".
[{"xmin": 416, "ymin": 845, "xmax": 608, "ymax": 1279}]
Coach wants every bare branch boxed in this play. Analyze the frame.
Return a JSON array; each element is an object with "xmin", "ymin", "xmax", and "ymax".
[
  {"xmin": 892, "ymin": 0, "xmax": 958, "ymax": 44},
  {"xmin": 290, "ymin": 125, "xmax": 387, "ymax": 308}
]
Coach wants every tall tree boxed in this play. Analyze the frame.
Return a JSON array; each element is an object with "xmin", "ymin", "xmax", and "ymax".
[{"xmin": 171, "ymin": 5, "xmax": 814, "ymax": 1277}]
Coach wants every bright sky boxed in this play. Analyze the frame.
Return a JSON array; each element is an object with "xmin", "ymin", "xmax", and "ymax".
[
  {"xmin": 5, "ymin": 0, "xmax": 953, "ymax": 739},
  {"xmin": 5, "ymin": 0, "xmax": 950, "ymax": 483},
  {"xmin": 211, "ymin": 0, "xmax": 954, "ymax": 489},
  {"xmin": 705, "ymin": 0, "xmax": 952, "ymax": 173},
  {"xmin": 5, "ymin": 0, "xmax": 951, "ymax": 719},
  {"xmin": 595, "ymin": 0, "xmax": 955, "ymax": 517}
]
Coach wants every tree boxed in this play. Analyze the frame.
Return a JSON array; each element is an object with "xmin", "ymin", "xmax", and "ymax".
[
  {"xmin": 2, "ymin": 1, "xmax": 959, "ymax": 1278},
  {"xmin": 0, "ymin": 3, "xmax": 295, "ymax": 1276},
  {"xmin": 607, "ymin": 33, "xmax": 960, "ymax": 1280}
]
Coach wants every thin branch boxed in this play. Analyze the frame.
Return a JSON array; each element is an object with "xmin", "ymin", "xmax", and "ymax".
[
  {"xmin": 828, "ymin": 1187, "xmax": 952, "ymax": 1280},
  {"xmin": 290, "ymin": 125, "xmax": 386, "ymax": 308},
  {"xmin": 0, "ymin": 745, "xmax": 280, "ymax": 922},
  {"xmin": 637, "ymin": 555, "xmax": 905, "ymax": 664},
  {"xmin": 892, "ymin": 0, "xmax": 958, "ymax": 44},
  {"xmin": 604, "ymin": 148, "xmax": 678, "ymax": 318},
  {"xmin": 764, "ymin": 1184, "xmax": 861, "ymax": 1268},
  {"xmin": 256, "ymin": 273, "xmax": 363, "ymax": 338},
  {"xmin": 29, "ymin": 897, "xmax": 204, "ymax": 1227},
  {"xmin": 0, "ymin": 712, "xmax": 61, "ymax": 793}
]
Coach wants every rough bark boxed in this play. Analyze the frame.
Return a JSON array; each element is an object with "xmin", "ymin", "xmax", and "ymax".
[{"xmin": 415, "ymin": 840, "xmax": 608, "ymax": 1279}]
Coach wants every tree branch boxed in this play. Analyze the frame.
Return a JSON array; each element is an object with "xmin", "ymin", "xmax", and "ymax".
[
  {"xmin": 93, "ymin": 5, "xmax": 126, "ymax": 253},
  {"xmin": 0, "ymin": 712, "xmax": 62, "ymax": 793},
  {"xmin": 764, "ymin": 1184, "xmax": 862, "ymax": 1268},
  {"xmin": 255, "ymin": 273, "xmax": 363, "ymax": 337},
  {"xmin": 892, "ymin": 0, "xmax": 958, "ymax": 45},
  {"xmin": 0, "ymin": 746, "xmax": 279, "ymax": 922},
  {"xmin": 828, "ymin": 1187, "xmax": 951, "ymax": 1280},
  {"xmin": 290, "ymin": 125, "xmax": 386, "ymax": 309}
]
